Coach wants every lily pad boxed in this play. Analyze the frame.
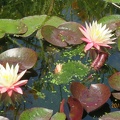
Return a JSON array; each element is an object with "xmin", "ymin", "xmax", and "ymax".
[
  {"xmin": 41, "ymin": 22, "xmax": 83, "ymax": 47},
  {"xmin": 99, "ymin": 111, "xmax": 120, "ymax": 120},
  {"xmin": 70, "ymin": 82, "xmax": 111, "ymax": 113},
  {"xmin": 51, "ymin": 112, "xmax": 66, "ymax": 120},
  {"xmin": 112, "ymin": 92, "xmax": 120, "ymax": 100},
  {"xmin": 51, "ymin": 61, "xmax": 89, "ymax": 85},
  {"xmin": 98, "ymin": 15, "xmax": 120, "ymax": 31},
  {"xmin": 0, "ymin": 19, "xmax": 27, "ymax": 38},
  {"xmin": 58, "ymin": 22, "xmax": 83, "ymax": 45},
  {"xmin": 41, "ymin": 25, "xmax": 67, "ymax": 47},
  {"xmin": 108, "ymin": 72, "xmax": 120, "ymax": 91},
  {"xmin": 19, "ymin": 107, "xmax": 53, "ymax": 120},
  {"xmin": 0, "ymin": 47, "xmax": 37, "ymax": 70},
  {"xmin": 36, "ymin": 16, "xmax": 66, "ymax": 39},
  {"xmin": 20, "ymin": 15, "xmax": 48, "ymax": 37},
  {"xmin": 68, "ymin": 96, "xmax": 83, "ymax": 120}
]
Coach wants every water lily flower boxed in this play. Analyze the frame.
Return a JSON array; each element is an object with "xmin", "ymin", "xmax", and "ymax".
[
  {"xmin": 79, "ymin": 21, "xmax": 116, "ymax": 52},
  {"xmin": 0, "ymin": 63, "xmax": 28, "ymax": 97},
  {"xmin": 54, "ymin": 63, "xmax": 62, "ymax": 74}
]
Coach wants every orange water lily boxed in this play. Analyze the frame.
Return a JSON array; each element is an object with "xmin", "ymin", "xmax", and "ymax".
[
  {"xmin": 79, "ymin": 21, "xmax": 116, "ymax": 52},
  {"xmin": 0, "ymin": 63, "xmax": 28, "ymax": 97}
]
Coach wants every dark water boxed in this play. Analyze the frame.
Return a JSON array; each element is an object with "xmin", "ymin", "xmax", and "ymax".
[{"xmin": 0, "ymin": 0, "xmax": 120, "ymax": 120}]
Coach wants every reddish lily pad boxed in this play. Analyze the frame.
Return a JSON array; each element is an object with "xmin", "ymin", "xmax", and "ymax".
[
  {"xmin": 41, "ymin": 23, "xmax": 83, "ymax": 47},
  {"xmin": 58, "ymin": 22, "xmax": 83, "ymax": 45},
  {"xmin": 41, "ymin": 25, "xmax": 67, "ymax": 47},
  {"xmin": 0, "ymin": 47, "xmax": 37, "ymax": 70},
  {"xmin": 68, "ymin": 96, "xmax": 83, "ymax": 120},
  {"xmin": 108, "ymin": 72, "xmax": 120, "ymax": 91},
  {"xmin": 99, "ymin": 111, "xmax": 120, "ymax": 120},
  {"xmin": 70, "ymin": 82, "xmax": 111, "ymax": 113}
]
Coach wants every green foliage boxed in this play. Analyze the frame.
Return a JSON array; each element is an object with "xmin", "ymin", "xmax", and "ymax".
[
  {"xmin": 98, "ymin": 14, "xmax": 120, "ymax": 25},
  {"xmin": 19, "ymin": 107, "xmax": 53, "ymax": 120},
  {"xmin": 51, "ymin": 112, "xmax": 66, "ymax": 120},
  {"xmin": 62, "ymin": 44, "xmax": 85, "ymax": 59},
  {"xmin": 104, "ymin": 0, "xmax": 120, "ymax": 3},
  {"xmin": 0, "ymin": 19, "xmax": 27, "ymax": 38},
  {"xmin": 51, "ymin": 61, "xmax": 90, "ymax": 85}
]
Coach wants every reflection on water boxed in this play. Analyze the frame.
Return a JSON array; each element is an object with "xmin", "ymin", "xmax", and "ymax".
[{"xmin": 0, "ymin": 0, "xmax": 120, "ymax": 120}]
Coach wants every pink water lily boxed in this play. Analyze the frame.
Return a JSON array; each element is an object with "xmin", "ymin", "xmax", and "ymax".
[
  {"xmin": 0, "ymin": 63, "xmax": 28, "ymax": 97},
  {"xmin": 79, "ymin": 21, "xmax": 116, "ymax": 52}
]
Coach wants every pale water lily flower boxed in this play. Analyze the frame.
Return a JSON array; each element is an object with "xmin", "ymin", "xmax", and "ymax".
[
  {"xmin": 79, "ymin": 21, "xmax": 116, "ymax": 52},
  {"xmin": 0, "ymin": 63, "xmax": 28, "ymax": 97}
]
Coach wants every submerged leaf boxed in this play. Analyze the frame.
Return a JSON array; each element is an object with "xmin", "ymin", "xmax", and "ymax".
[
  {"xmin": 51, "ymin": 61, "xmax": 89, "ymax": 85},
  {"xmin": 0, "ymin": 47, "xmax": 37, "ymax": 70},
  {"xmin": 19, "ymin": 107, "xmax": 53, "ymax": 120}
]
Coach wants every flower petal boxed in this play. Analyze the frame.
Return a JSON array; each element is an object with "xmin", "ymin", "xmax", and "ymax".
[
  {"xmin": 16, "ymin": 70, "xmax": 27, "ymax": 81},
  {"xmin": 13, "ymin": 87, "xmax": 23, "ymax": 94},
  {"xmin": 7, "ymin": 89, "xmax": 13, "ymax": 96},
  {"xmin": 84, "ymin": 43, "xmax": 93, "ymax": 52},
  {"xmin": 14, "ymin": 80, "xmax": 28, "ymax": 87},
  {"xmin": 0, "ymin": 87, "xmax": 8, "ymax": 93}
]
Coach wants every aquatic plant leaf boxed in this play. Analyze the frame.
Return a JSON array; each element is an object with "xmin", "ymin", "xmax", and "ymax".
[
  {"xmin": 0, "ymin": 30, "xmax": 5, "ymax": 39},
  {"xmin": 70, "ymin": 82, "xmax": 111, "ymax": 113},
  {"xmin": 99, "ymin": 111, "xmax": 120, "ymax": 120},
  {"xmin": 58, "ymin": 22, "xmax": 83, "ymax": 45},
  {"xmin": 98, "ymin": 15, "xmax": 120, "ymax": 31},
  {"xmin": 0, "ymin": 47, "xmax": 37, "ymax": 70},
  {"xmin": 41, "ymin": 25, "xmax": 67, "ymax": 47},
  {"xmin": 51, "ymin": 112, "xmax": 66, "ymax": 120},
  {"xmin": 20, "ymin": 15, "xmax": 48, "ymax": 37},
  {"xmin": 104, "ymin": 0, "xmax": 120, "ymax": 3},
  {"xmin": 108, "ymin": 72, "xmax": 120, "ymax": 91},
  {"xmin": 36, "ymin": 16, "xmax": 66, "ymax": 39},
  {"xmin": 112, "ymin": 92, "xmax": 120, "ymax": 100},
  {"xmin": 51, "ymin": 61, "xmax": 89, "ymax": 85},
  {"xmin": 0, "ymin": 19, "xmax": 27, "ymax": 38},
  {"xmin": 19, "ymin": 107, "xmax": 53, "ymax": 120},
  {"xmin": 68, "ymin": 96, "xmax": 83, "ymax": 120}
]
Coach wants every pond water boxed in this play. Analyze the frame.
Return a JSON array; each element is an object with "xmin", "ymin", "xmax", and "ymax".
[{"xmin": 0, "ymin": 0, "xmax": 120, "ymax": 120}]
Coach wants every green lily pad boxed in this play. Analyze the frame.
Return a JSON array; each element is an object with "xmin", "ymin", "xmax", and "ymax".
[
  {"xmin": 0, "ymin": 47, "xmax": 37, "ymax": 70},
  {"xmin": 99, "ymin": 111, "xmax": 120, "ymax": 120},
  {"xmin": 20, "ymin": 15, "xmax": 48, "ymax": 37},
  {"xmin": 98, "ymin": 15, "xmax": 120, "ymax": 31},
  {"xmin": 0, "ymin": 19, "xmax": 27, "ymax": 38},
  {"xmin": 51, "ymin": 61, "xmax": 89, "ymax": 85},
  {"xmin": 19, "ymin": 107, "xmax": 53, "ymax": 120},
  {"xmin": 51, "ymin": 112, "xmax": 66, "ymax": 120}
]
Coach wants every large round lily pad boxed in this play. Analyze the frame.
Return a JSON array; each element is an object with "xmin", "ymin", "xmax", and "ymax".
[
  {"xmin": 0, "ymin": 47, "xmax": 37, "ymax": 70},
  {"xmin": 70, "ymin": 82, "xmax": 111, "ymax": 113}
]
